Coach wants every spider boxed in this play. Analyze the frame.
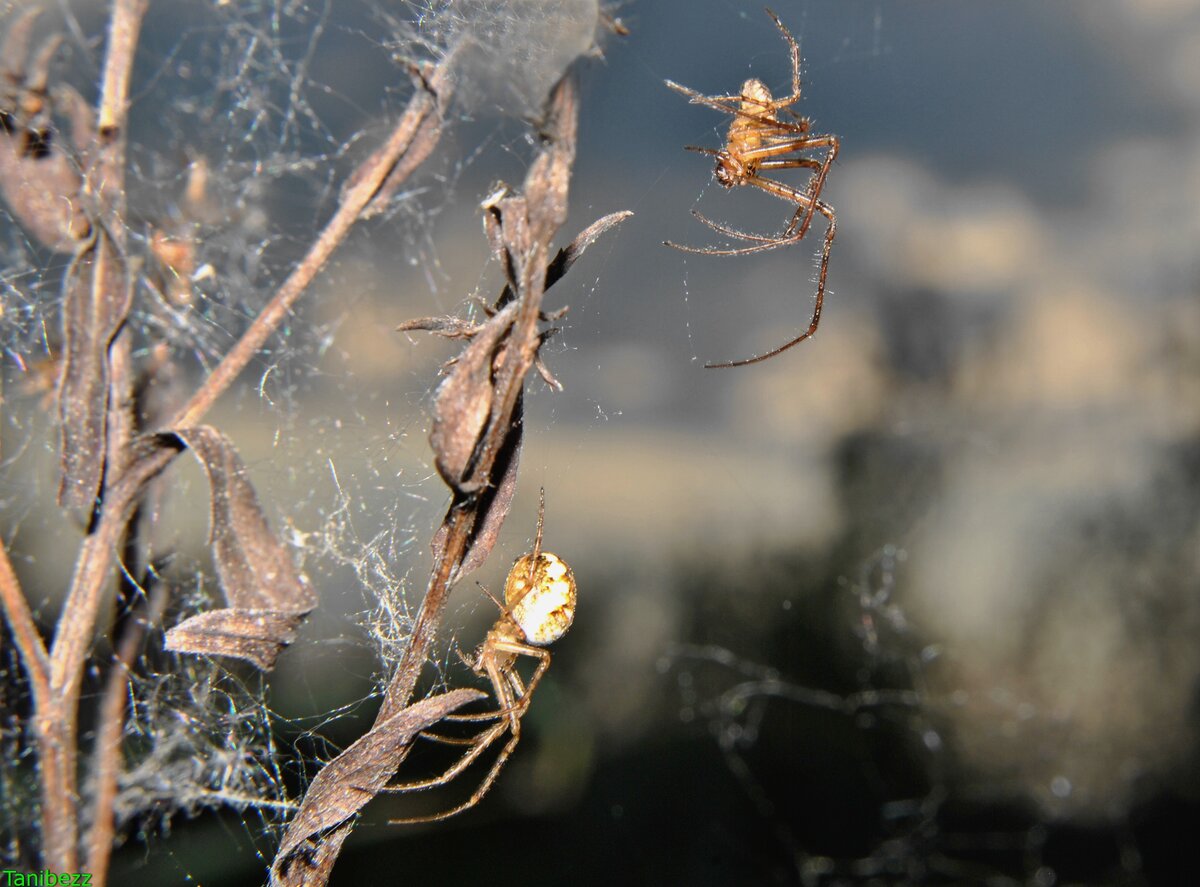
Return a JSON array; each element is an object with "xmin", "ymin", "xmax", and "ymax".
[
  {"xmin": 387, "ymin": 490, "xmax": 577, "ymax": 823},
  {"xmin": 665, "ymin": 8, "xmax": 840, "ymax": 368}
]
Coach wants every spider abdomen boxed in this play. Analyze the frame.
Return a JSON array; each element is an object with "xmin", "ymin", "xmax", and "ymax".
[{"xmin": 504, "ymin": 552, "xmax": 577, "ymax": 645}]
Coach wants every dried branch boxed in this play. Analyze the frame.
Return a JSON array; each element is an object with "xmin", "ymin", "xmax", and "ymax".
[
  {"xmin": 273, "ymin": 75, "xmax": 632, "ymax": 885},
  {"xmin": 22, "ymin": 0, "xmax": 149, "ymax": 868},
  {"xmin": 34, "ymin": 33, "xmax": 458, "ymax": 876},
  {"xmin": 0, "ymin": 541, "xmax": 49, "ymax": 710},
  {"xmin": 84, "ymin": 579, "xmax": 168, "ymax": 885},
  {"xmin": 380, "ymin": 76, "xmax": 580, "ymax": 725},
  {"xmin": 172, "ymin": 54, "xmax": 456, "ymax": 429}
]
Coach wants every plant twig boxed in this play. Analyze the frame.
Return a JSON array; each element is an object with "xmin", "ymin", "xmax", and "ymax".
[
  {"xmin": 0, "ymin": 542, "xmax": 49, "ymax": 710},
  {"xmin": 84, "ymin": 578, "xmax": 168, "ymax": 884},
  {"xmin": 36, "ymin": 39, "xmax": 457, "ymax": 874},
  {"xmin": 35, "ymin": 0, "xmax": 146, "ymax": 869},
  {"xmin": 172, "ymin": 56, "xmax": 455, "ymax": 430},
  {"xmin": 379, "ymin": 75, "xmax": 578, "ymax": 724},
  {"xmin": 271, "ymin": 76, "xmax": 632, "ymax": 887}
]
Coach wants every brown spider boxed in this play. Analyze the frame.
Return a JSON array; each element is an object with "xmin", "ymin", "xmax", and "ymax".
[
  {"xmin": 665, "ymin": 8, "xmax": 839, "ymax": 368},
  {"xmin": 387, "ymin": 490, "xmax": 577, "ymax": 823}
]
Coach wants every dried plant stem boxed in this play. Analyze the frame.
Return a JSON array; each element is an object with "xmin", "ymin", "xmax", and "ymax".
[
  {"xmin": 32, "ymin": 0, "xmax": 146, "ymax": 869},
  {"xmin": 0, "ymin": 544, "xmax": 49, "ymax": 710},
  {"xmin": 85, "ymin": 581, "xmax": 168, "ymax": 884},
  {"xmin": 378, "ymin": 505, "xmax": 472, "ymax": 722},
  {"xmin": 96, "ymin": 0, "xmax": 146, "ymax": 137},
  {"xmin": 380, "ymin": 78, "xmax": 575, "ymax": 723},
  {"xmin": 43, "ymin": 450, "xmax": 170, "ymax": 872},
  {"xmin": 30, "ymin": 35, "xmax": 456, "ymax": 874},
  {"xmin": 172, "ymin": 58, "xmax": 454, "ymax": 430},
  {"xmin": 273, "ymin": 78, "xmax": 587, "ymax": 887}
]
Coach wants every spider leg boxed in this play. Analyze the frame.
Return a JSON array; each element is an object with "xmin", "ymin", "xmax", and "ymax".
[
  {"xmin": 440, "ymin": 641, "xmax": 549, "ymax": 725},
  {"xmin": 381, "ymin": 719, "xmax": 509, "ymax": 797},
  {"xmin": 401, "ymin": 648, "xmax": 548, "ymax": 823},
  {"xmin": 667, "ymin": 136, "xmax": 837, "ymax": 256},
  {"xmin": 689, "ymin": 210, "xmax": 795, "ymax": 249},
  {"xmin": 662, "ymin": 213, "xmax": 792, "ymax": 254},
  {"xmin": 381, "ymin": 649, "xmax": 519, "ymax": 799},
  {"xmin": 386, "ymin": 645, "xmax": 553, "ymax": 822},
  {"xmin": 389, "ymin": 727, "xmax": 524, "ymax": 825},
  {"xmin": 773, "ymin": 135, "xmax": 838, "ymax": 243},
  {"xmin": 447, "ymin": 649, "xmax": 524, "ymax": 730},
  {"xmin": 747, "ymin": 128, "xmax": 816, "ymax": 148},
  {"xmin": 491, "ymin": 640, "xmax": 553, "ymax": 703},
  {"xmin": 669, "ymin": 202, "xmax": 813, "ymax": 258},
  {"xmin": 679, "ymin": 172, "xmax": 821, "ymax": 256},
  {"xmin": 691, "ymin": 172, "xmax": 834, "ymax": 255},
  {"xmin": 418, "ymin": 730, "xmax": 490, "ymax": 746},
  {"xmin": 441, "ymin": 707, "xmax": 521, "ymax": 723},
  {"xmin": 755, "ymin": 157, "xmax": 822, "ymax": 172},
  {"xmin": 687, "ymin": 140, "xmax": 836, "ymax": 256},
  {"xmin": 739, "ymin": 143, "xmax": 825, "ymax": 168},
  {"xmin": 705, "ymin": 199, "xmax": 837, "ymax": 369},
  {"xmin": 664, "ymin": 80, "xmax": 747, "ymax": 116},
  {"xmin": 765, "ymin": 7, "xmax": 804, "ymax": 108}
]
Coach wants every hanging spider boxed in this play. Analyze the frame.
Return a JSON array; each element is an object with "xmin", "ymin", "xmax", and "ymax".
[
  {"xmin": 387, "ymin": 490, "xmax": 577, "ymax": 823},
  {"xmin": 665, "ymin": 8, "xmax": 839, "ymax": 368}
]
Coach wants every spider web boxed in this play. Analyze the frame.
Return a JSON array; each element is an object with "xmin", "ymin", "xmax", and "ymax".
[
  {"xmin": 0, "ymin": 0, "xmax": 608, "ymax": 881},
  {"xmin": 5, "ymin": 0, "xmax": 1200, "ymax": 884}
]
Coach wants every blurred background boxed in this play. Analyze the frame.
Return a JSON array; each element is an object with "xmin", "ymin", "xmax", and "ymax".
[{"xmin": 4, "ymin": 0, "xmax": 1200, "ymax": 883}]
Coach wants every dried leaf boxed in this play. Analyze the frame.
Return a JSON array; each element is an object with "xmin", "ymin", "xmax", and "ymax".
[
  {"xmin": 164, "ymin": 426, "xmax": 316, "ymax": 670},
  {"xmin": 0, "ymin": 12, "xmax": 91, "ymax": 252},
  {"xmin": 429, "ymin": 302, "xmax": 516, "ymax": 489},
  {"xmin": 431, "ymin": 410, "xmax": 522, "ymax": 579},
  {"xmin": 57, "ymin": 231, "xmax": 130, "ymax": 511},
  {"xmin": 162, "ymin": 609, "xmax": 304, "ymax": 672},
  {"xmin": 270, "ymin": 688, "xmax": 484, "ymax": 886},
  {"xmin": 545, "ymin": 210, "xmax": 634, "ymax": 289},
  {"xmin": 395, "ymin": 314, "xmax": 480, "ymax": 339},
  {"xmin": 1, "ymin": 7, "xmax": 39, "ymax": 74},
  {"xmin": 523, "ymin": 76, "xmax": 578, "ymax": 245}
]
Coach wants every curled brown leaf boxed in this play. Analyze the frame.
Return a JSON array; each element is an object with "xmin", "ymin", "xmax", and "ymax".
[
  {"xmin": 428, "ymin": 302, "xmax": 517, "ymax": 490},
  {"xmin": 270, "ymin": 688, "xmax": 484, "ymax": 886},
  {"xmin": 57, "ymin": 230, "xmax": 130, "ymax": 512},
  {"xmin": 163, "ymin": 426, "xmax": 316, "ymax": 670}
]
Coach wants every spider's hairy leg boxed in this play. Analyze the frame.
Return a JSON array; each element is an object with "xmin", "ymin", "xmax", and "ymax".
[
  {"xmin": 390, "ymin": 729, "xmax": 524, "ymax": 825},
  {"xmin": 386, "ymin": 646, "xmax": 553, "ymax": 823},
  {"xmin": 681, "ymin": 174, "xmax": 818, "ymax": 256},
  {"xmin": 738, "ymin": 142, "xmax": 823, "ymax": 168},
  {"xmin": 772, "ymin": 134, "xmax": 838, "ymax": 241},
  {"xmin": 687, "ymin": 210, "xmax": 795, "ymax": 251},
  {"xmin": 417, "ymin": 730, "xmax": 487, "ymax": 747},
  {"xmin": 664, "ymin": 79, "xmax": 746, "ymax": 114},
  {"xmin": 382, "ymin": 719, "xmax": 510, "ymax": 798},
  {"xmin": 683, "ymin": 145, "xmax": 725, "ymax": 160},
  {"xmin": 705, "ymin": 199, "xmax": 836, "ymax": 369},
  {"xmin": 669, "ymin": 158, "xmax": 834, "ymax": 257},
  {"xmin": 440, "ymin": 647, "xmax": 523, "ymax": 726},
  {"xmin": 492, "ymin": 640, "xmax": 552, "ymax": 711},
  {"xmin": 763, "ymin": 8, "xmax": 803, "ymax": 105}
]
